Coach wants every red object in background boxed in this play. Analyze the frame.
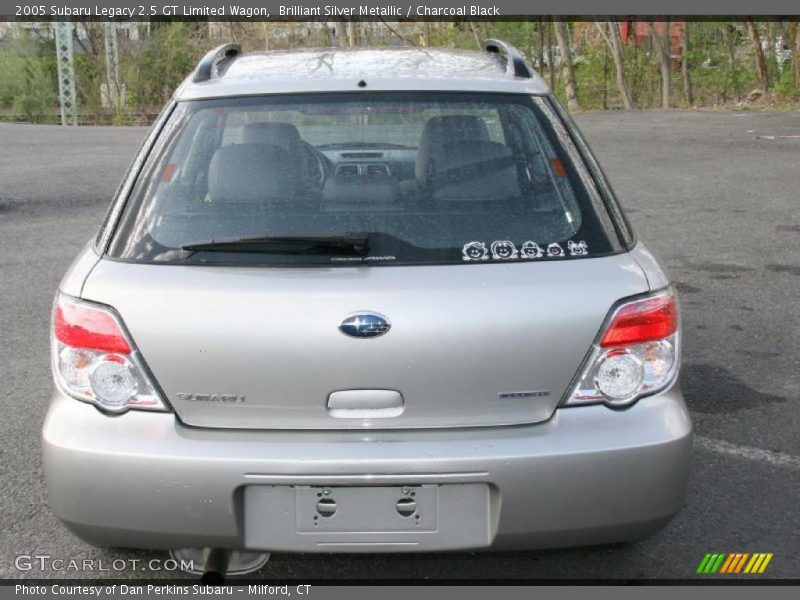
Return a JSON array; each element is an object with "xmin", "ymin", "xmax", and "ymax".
[
  {"xmin": 550, "ymin": 157, "xmax": 567, "ymax": 177},
  {"xmin": 623, "ymin": 21, "xmax": 684, "ymax": 58},
  {"xmin": 161, "ymin": 162, "xmax": 177, "ymax": 182},
  {"xmin": 619, "ymin": 21, "xmax": 632, "ymax": 43}
]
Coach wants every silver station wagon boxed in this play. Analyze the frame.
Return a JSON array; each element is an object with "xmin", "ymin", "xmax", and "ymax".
[{"xmin": 43, "ymin": 41, "xmax": 692, "ymax": 575}]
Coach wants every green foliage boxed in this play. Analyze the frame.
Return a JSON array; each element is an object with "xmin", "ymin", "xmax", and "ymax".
[
  {"xmin": 73, "ymin": 26, "xmax": 106, "ymax": 116},
  {"xmin": 15, "ymin": 61, "xmax": 57, "ymax": 122},
  {"xmin": 0, "ymin": 49, "xmax": 27, "ymax": 107},
  {"xmin": 0, "ymin": 20, "xmax": 797, "ymax": 124},
  {"xmin": 529, "ymin": 20, "xmax": 787, "ymax": 110},
  {"xmin": 559, "ymin": 46, "xmax": 612, "ymax": 110},
  {"xmin": 0, "ymin": 46, "xmax": 57, "ymax": 122},
  {"xmin": 687, "ymin": 23, "xmax": 756, "ymax": 105},
  {"xmin": 487, "ymin": 21, "xmax": 534, "ymax": 58},
  {"xmin": 124, "ymin": 22, "xmax": 206, "ymax": 112},
  {"xmin": 774, "ymin": 67, "xmax": 800, "ymax": 100}
]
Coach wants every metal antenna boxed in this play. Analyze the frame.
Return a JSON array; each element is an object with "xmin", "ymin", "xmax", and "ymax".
[{"xmin": 54, "ymin": 21, "xmax": 78, "ymax": 126}]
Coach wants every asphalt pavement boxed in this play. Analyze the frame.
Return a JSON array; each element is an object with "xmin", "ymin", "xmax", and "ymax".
[{"xmin": 0, "ymin": 110, "xmax": 798, "ymax": 580}]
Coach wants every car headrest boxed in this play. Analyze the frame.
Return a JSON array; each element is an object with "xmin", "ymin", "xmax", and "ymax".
[
  {"xmin": 207, "ymin": 143, "xmax": 300, "ymax": 204},
  {"xmin": 425, "ymin": 140, "xmax": 520, "ymax": 202},
  {"xmin": 241, "ymin": 122, "xmax": 303, "ymax": 147},
  {"xmin": 416, "ymin": 115, "xmax": 490, "ymax": 181}
]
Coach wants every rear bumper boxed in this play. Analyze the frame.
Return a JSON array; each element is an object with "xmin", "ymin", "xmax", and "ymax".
[{"xmin": 42, "ymin": 386, "xmax": 692, "ymax": 552}]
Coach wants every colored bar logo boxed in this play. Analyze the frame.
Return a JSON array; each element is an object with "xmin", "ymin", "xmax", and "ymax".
[{"xmin": 697, "ymin": 553, "xmax": 773, "ymax": 574}]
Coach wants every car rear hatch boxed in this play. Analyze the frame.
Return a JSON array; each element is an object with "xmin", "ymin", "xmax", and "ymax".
[{"xmin": 80, "ymin": 255, "xmax": 649, "ymax": 430}]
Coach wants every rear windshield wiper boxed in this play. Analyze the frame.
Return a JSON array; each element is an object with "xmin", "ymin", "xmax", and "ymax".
[{"xmin": 182, "ymin": 234, "xmax": 370, "ymax": 256}]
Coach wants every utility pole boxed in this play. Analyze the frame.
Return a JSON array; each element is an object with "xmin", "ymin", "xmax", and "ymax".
[{"xmin": 54, "ymin": 21, "xmax": 77, "ymax": 126}]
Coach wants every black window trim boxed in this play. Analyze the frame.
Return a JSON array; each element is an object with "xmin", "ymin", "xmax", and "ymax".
[
  {"xmin": 545, "ymin": 96, "xmax": 636, "ymax": 250},
  {"xmin": 94, "ymin": 99, "xmax": 179, "ymax": 255}
]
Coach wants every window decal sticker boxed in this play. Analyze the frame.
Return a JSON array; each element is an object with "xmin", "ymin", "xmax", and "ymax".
[
  {"xmin": 520, "ymin": 241, "xmax": 544, "ymax": 259},
  {"xmin": 463, "ymin": 241, "xmax": 588, "ymax": 262},
  {"xmin": 491, "ymin": 241, "xmax": 519, "ymax": 260},
  {"xmin": 462, "ymin": 241, "xmax": 489, "ymax": 262},
  {"xmin": 568, "ymin": 241, "xmax": 589, "ymax": 256}
]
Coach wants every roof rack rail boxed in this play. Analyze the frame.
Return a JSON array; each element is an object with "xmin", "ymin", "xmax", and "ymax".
[
  {"xmin": 482, "ymin": 39, "xmax": 532, "ymax": 79},
  {"xmin": 192, "ymin": 43, "xmax": 241, "ymax": 83}
]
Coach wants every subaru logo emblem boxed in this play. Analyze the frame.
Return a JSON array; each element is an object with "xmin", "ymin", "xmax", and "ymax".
[{"xmin": 339, "ymin": 312, "xmax": 391, "ymax": 339}]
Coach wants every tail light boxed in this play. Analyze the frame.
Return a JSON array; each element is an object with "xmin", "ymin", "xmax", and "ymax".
[
  {"xmin": 52, "ymin": 293, "xmax": 168, "ymax": 413},
  {"xmin": 564, "ymin": 288, "xmax": 680, "ymax": 407}
]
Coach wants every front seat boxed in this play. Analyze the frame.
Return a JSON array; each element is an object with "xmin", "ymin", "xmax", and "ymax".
[
  {"xmin": 206, "ymin": 143, "xmax": 301, "ymax": 208},
  {"xmin": 242, "ymin": 121, "xmax": 304, "ymax": 149},
  {"xmin": 414, "ymin": 115, "xmax": 520, "ymax": 201},
  {"xmin": 241, "ymin": 122, "xmax": 321, "ymax": 194}
]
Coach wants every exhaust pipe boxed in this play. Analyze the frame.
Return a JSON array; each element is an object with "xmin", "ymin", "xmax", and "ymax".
[
  {"xmin": 200, "ymin": 548, "xmax": 231, "ymax": 585},
  {"xmin": 170, "ymin": 547, "xmax": 270, "ymax": 578}
]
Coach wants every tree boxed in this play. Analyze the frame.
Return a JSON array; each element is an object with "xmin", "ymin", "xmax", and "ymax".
[
  {"xmin": 534, "ymin": 19, "xmax": 544, "ymax": 75},
  {"xmin": 467, "ymin": 19, "xmax": 482, "ymax": 49},
  {"xmin": 261, "ymin": 22, "xmax": 269, "ymax": 51},
  {"xmin": 794, "ymin": 22, "xmax": 800, "ymax": 87},
  {"xmin": 553, "ymin": 19, "xmax": 580, "ymax": 111},
  {"xmin": 545, "ymin": 19, "xmax": 555, "ymax": 89},
  {"xmin": 421, "ymin": 22, "xmax": 430, "ymax": 47},
  {"xmin": 681, "ymin": 22, "xmax": 693, "ymax": 106},
  {"xmin": 648, "ymin": 20, "xmax": 672, "ymax": 109},
  {"xmin": 745, "ymin": 19, "xmax": 770, "ymax": 91},
  {"xmin": 345, "ymin": 20, "xmax": 358, "ymax": 47},
  {"xmin": 595, "ymin": 20, "xmax": 634, "ymax": 109},
  {"xmin": 3, "ymin": 54, "xmax": 57, "ymax": 122}
]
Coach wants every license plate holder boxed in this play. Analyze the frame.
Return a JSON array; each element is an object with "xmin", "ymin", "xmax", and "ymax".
[
  {"xmin": 243, "ymin": 483, "xmax": 492, "ymax": 552},
  {"xmin": 295, "ymin": 485, "xmax": 437, "ymax": 533}
]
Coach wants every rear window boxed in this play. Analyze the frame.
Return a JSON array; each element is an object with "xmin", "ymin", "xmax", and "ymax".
[{"xmin": 107, "ymin": 93, "xmax": 618, "ymax": 266}]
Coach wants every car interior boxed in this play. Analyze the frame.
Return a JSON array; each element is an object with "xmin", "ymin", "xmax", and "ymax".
[
  {"xmin": 202, "ymin": 115, "xmax": 522, "ymax": 211},
  {"xmin": 130, "ymin": 100, "xmax": 583, "ymax": 257}
]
